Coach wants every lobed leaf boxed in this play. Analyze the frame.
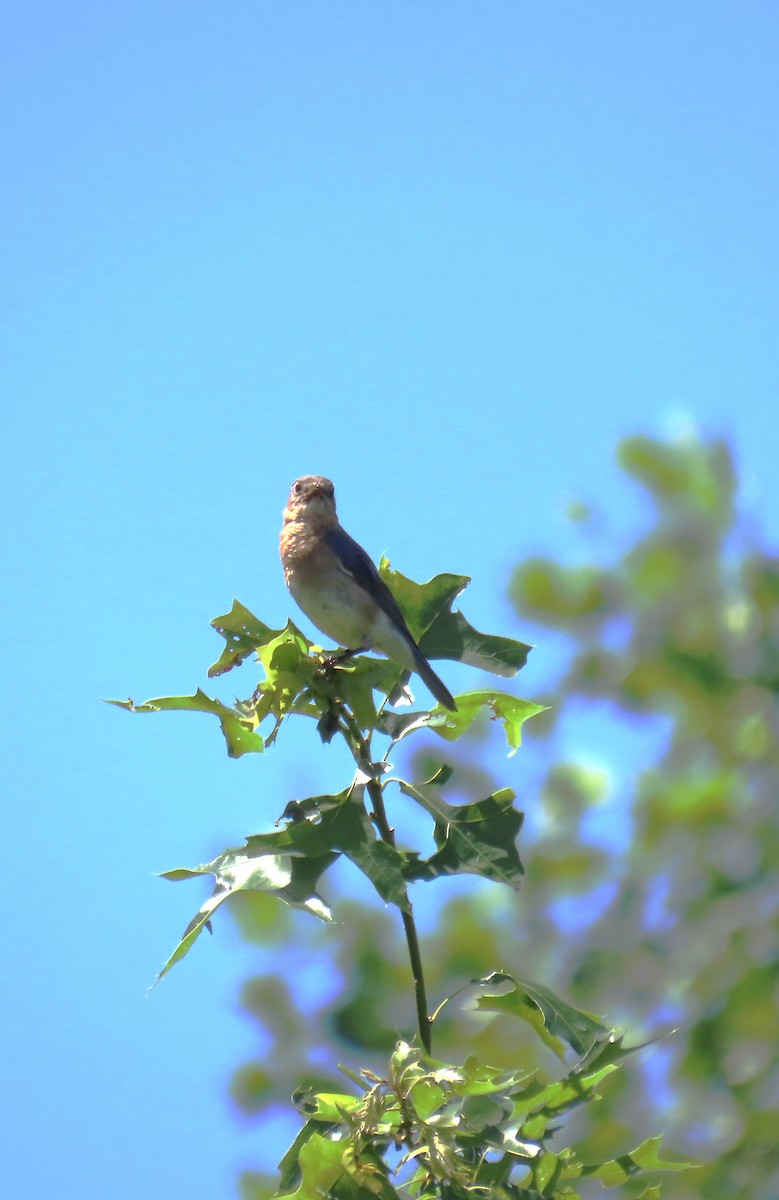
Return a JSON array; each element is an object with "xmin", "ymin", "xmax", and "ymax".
[
  {"xmin": 208, "ymin": 600, "xmax": 288, "ymax": 677},
  {"xmin": 157, "ymin": 787, "xmax": 414, "ymax": 981},
  {"xmin": 104, "ymin": 689, "xmax": 264, "ymax": 757},
  {"xmin": 252, "ymin": 788, "xmax": 411, "ymax": 912},
  {"xmin": 379, "ymin": 561, "xmax": 531, "ymax": 676},
  {"xmin": 280, "ymin": 1130, "xmax": 348, "ymax": 1199},
  {"xmin": 155, "ymin": 851, "xmax": 335, "ymax": 983},
  {"xmin": 568, "ymin": 1134, "xmax": 695, "ymax": 1187},
  {"xmin": 472, "ymin": 972, "xmax": 611, "ymax": 1059},
  {"xmin": 397, "ymin": 769, "xmax": 525, "ymax": 889},
  {"xmin": 429, "ymin": 689, "xmax": 548, "ymax": 754},
  {"xmin": 275, "ymin": 1038, "xmax": 685, "ymax": 1200}
]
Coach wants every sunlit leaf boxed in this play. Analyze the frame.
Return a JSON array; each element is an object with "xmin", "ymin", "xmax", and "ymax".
[
  {"xmin": 511, "ymin": 558, "xmax": 618, "ymax": 624},
  {"xmin": 293, "ymin": 1089, "xmax": 363, "ymax": 1122},
  {"xmin": 520, "ymin": 1061, "xmax": 620, "ymax": 1117},
  {"xmin": 252, "ymin": 787, "xmax": 410, "ymax": 911},
  {"xmin": 105, "ymin": 689, "xmax": 264, "ymax": 757},
  {"xmin": 429, "ymin": 690, "xmax": 547, "ymax": 754},
  {"xmin": 155, "ymin": 851, "xmax": 335, "ymax": 982},
  {"xmin": 208, "ymin": 600, "xmax": 286, "ymax": 677},
  {"xmin": 280, "ymin": 1130, "xmax": 346, "ymax": 1199}
]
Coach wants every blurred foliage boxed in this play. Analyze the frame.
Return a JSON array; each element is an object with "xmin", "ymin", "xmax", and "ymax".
[
  {"xmin": 507, "ymin": 433, "xmax": 778, "ymax": 1200},
  {"xmin": 231, "ymin": 432, "xmax": 776, "ymax": 1199}
]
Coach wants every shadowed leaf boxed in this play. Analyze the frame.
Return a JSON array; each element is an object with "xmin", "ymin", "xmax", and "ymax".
[
  {"xmin": 266, "ymin": 788, "xmax": 411, "ymax": 911},
  {"xmin": 397, "ymin": 769, "xmax": 525, "ymax": 889},
  {"xmin": 473, "ymin": 972, "xmax": 610, "ymax": 1059},
  {"xmin": 569, "ymin": 1134, "xmax": 695, "ymax": 1186},
  {"xmin": 379, "ymin": 561, "xmax": 531, "ymax": 676}
]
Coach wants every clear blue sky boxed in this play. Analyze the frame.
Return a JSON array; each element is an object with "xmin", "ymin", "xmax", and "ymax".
[{"xmin": 2, "ymin": 3, "xmax": 776, "ymax": 1195}]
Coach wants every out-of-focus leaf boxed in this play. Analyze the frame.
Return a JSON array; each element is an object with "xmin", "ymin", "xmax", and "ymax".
[
  {"xmin": 429, "ymin": 690, "xmax": 547, "ymax": 754},
  {"xmin": 619, "ymin": 434, "xmax": 734, "ymax": 522},
  {"xmin": 379, "ymin": 561, "xmax": 531, "ymax": 676},
  {"xmin": 533, "ymin": 1148, "xmax": 561, "ymax": 1192},
  {"xmin": 510, "ymin": 558, "xmax": 618, "ymax": 624},
  {"xmin": 473, "ymin": 972, "xmax": 610, "ymax": 1059},
  {"xmin": 397, "ymin": 769, "xmax": 524, "ymax": 889},
  {"xmin": 230, "ymin": 1061, "xmax": 273, "ymax": 1113},
  {"xmin": 105, "ymin": 689, "xmax": 264, "ymax": 757}
]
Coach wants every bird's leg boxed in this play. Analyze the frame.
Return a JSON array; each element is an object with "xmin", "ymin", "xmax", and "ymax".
[{"xmin": 319, "ymin": 643, "xmax": 369, "ymax": 671}]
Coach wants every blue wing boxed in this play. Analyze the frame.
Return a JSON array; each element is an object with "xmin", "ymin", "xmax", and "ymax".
[
  {"xmin": 324, "ymin": 525, "xmax": 457, "ymax": 711},
  {"xmin": 324, "ymin": 526, "xmax": 412, "ymax": 638}
]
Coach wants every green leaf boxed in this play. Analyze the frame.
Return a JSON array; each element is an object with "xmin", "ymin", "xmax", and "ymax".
[
  {"xmin": 533, "ymin": 1149, "xmax": 561, "ymax": 1194},
  {"xmin": 376, "ymin": 708, "xmax": 437, "ymax": 743},
  {"xmin": 511, "ymin": 558, "xmax": 616, "ymax": 623},
  {"xmin": 249, "ymin": 787, "xmax": 411, "ymax": 912},
  {"xmin": 397, "ymin": 769, "xmax": 524, "ymax": 889},
  {"xmin": 155, "ymin": 851, "xmax": 335, "ymax": 982},
  {"xmin": 280, "ymin": 1131, "xmax": 346, "ymax": 1199},
  {"xmin": 208, "ymin": 600, "xmax": 287, "ymax": 677},
  {"xmin": 520, "ymin": 1061, "xmax": 621, "ymax": 1119},
  {"xmin": 107, "ymin": 620, "xmax": 325, "ymax": 759},
  {"xmin": 277, "ymin": 1121, "xmax": 333, "ymax": 1193},
  {"xmin": 473, "ymin": 972, "xmax": 611, "ymax": 1059},
  {"xmin": 379, "ymin": 561, "xmax": 531, "ymax": 676},
  {"xmin": 104, "ymin": 689, "xmax": 264, "ymax": 757},
  {"xmin": 429, "ymin": 690, "xmax": 548, "ymax": 754},
  {"xmin": 293, "ymin": 1089, "xmax": 363, "ymax": 1122},
  {"xmin": 575, "ymin": 1135, "xmax": 695, "ymax": 1186},
  {"xmin": 315, "ymin": 655, "xmax": 403, "ymax": 732}
]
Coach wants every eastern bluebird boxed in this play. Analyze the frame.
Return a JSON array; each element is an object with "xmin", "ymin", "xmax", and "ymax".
[{"xmin": 280, "ymin": 476, "xmax": 457, "ymax": 711}]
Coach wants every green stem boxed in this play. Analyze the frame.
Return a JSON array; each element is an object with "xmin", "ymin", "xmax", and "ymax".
[
  {"xmin": 365, "ymin": 773, "xmax": 432, "ymax": 1056},
  {"xmin": 338, "ymin": 702, "xmax": 433, "ymax": 1055}
]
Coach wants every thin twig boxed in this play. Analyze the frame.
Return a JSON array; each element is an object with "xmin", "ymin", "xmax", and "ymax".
[
  {"xmin": 336, "ymin": 698, "xmax": 433, "ymax": 1055},
  {"xmin": 365, "ymin": 772, "xmax": 432, "ymax": 1055}
]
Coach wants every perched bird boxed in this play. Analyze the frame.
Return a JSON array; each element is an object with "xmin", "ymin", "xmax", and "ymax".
[{"xmin": 280, "ymin": 475, "xmax": 456, "ymax": 710}]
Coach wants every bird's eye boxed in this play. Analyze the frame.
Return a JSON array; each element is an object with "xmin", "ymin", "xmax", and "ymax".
[{"xmin": 293, "ymin": 481, "xmax": 302, "ymax": 495}]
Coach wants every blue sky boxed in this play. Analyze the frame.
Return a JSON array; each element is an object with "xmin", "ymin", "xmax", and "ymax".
[{"xmin": 2, "ymin": 3, "xmax": 777, "ymax": 1195}]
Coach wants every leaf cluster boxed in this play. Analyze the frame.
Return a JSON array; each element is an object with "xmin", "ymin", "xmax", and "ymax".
[
  {"xmin": 109, "ymin": 566, "xmax": 541, "ymax": 985},
  {"xmin": 113, "ymin": 550, "xmax": 691, "ymax": 1197},
  {"xmin": 276, "ymin": 1000, "xmax": 689, "ymax": 1200}
]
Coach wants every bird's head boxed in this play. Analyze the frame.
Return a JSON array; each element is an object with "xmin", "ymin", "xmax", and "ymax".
[{"xmin": 284, "ymin": 475, "xmax": 337, "ymax": 527}]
